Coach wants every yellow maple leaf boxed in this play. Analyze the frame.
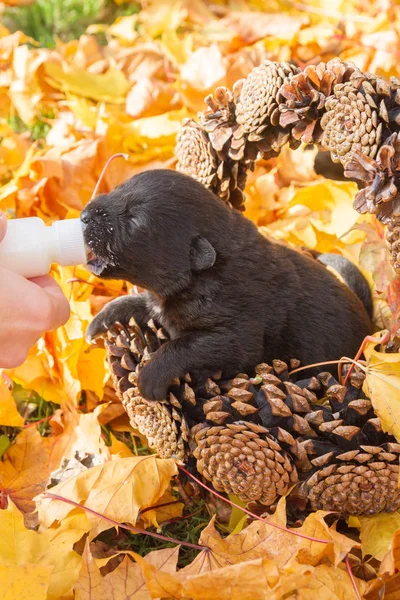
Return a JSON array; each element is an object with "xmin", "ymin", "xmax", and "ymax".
[
  {"xmin": 109, "ymin": 433, "xmax": 134, "ymax": 458},
  {"xmin": 44, "ymin": 61, "xmax": 130, "ymax": 104},
  {"xmin": 0, "ymin": 500, "xmax": 89, "ymax": 600},
  {"xmin": 356, "ymin": 512, "xmax": 400, "ymax": 561},
  {"xmin": 0, "ymin": 564, "xmax": 51, "ymax": 600},
  {"xmin": 363, "ymin": 332, "xmax": 400, "ymax": 441}
]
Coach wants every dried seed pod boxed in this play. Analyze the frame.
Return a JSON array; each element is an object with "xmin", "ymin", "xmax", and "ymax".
[
  {"xmin": 176, "ymin": 119, "xmax": 219, "ymax": 191},
  {"xmin": 321, "ymin": 81, "xmax": 383, "ymax": 165},
  {"xmin": 232, "ymin": 61, "xmax": 300, "ymax": 161},
  {"xmin": 176, "ymin": 115, "xmax": 247, "ymax": 211},
  {"xmin": 279, "ymin": 59, "xmax": 361, "ymax": 144},
  {"xmin": 193, "ymin": 421, "xmax": 298, "ymax": 505},
  {"xmin": 386, "ymin": 215, "xmax": 400, "ymax": 272},
  {"xmin": 346, "ymin": 133, "xmax": 400, "ymax": 224},
  {"xmin": 303, "ymin": 444, "xmax": 400, "ymax": 516},
  {"xmin": 123, "ymin": 389, "xmax": 189, "ymax": 460}
]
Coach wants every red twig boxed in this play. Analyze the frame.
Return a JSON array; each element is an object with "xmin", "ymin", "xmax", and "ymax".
[
  {"xmin": 344, "ymin": 331, "xmax": 390, "ymax": 386},
  {"xmin": 345, "ymin": 555, "xmax": 362, "ymax": 600},
  {"xmin": 43, "ymin": 492, "xmax": 206, "ymax": 551},
  {"xmin": 178, "ymin": 466, "xmax": 329, "ymax": 544},
  {"xmin": 24, "ymin": 415, "xmax": 52, "ymax": 429}
]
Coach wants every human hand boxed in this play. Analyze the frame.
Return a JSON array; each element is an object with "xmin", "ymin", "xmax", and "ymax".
[{"xmin": 0, "ymin": 212, "xmax": 70, "ymax": 368}]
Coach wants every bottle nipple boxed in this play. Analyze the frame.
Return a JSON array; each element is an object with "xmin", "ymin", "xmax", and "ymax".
[{"xmin": 50, "ymin": 219, "xmax": 87, "ymax": 267}]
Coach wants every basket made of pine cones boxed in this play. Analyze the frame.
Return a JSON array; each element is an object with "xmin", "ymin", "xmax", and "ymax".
[
  {"xmin": 103, "ymin": 319, "xmax": 400, "ymax": 517},
  {"xmin": 175, "ymin": 58, "xmax": 400, "ymax": 272}
]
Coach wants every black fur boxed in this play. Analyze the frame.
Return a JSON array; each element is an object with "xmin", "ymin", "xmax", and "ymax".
[{"xmin": 82, "ymin": 169, "xmax": 373, "ymax": 401}]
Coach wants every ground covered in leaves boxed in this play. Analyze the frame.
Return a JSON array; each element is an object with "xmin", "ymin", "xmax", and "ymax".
[{"xmin": 0, "ymin": 0, "xmax": 400, "ymax": 599}]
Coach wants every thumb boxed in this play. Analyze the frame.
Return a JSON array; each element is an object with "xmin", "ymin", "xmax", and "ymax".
[{"xmin": 0, "ymin": 211, "xmax": 7, "ymax": 242}]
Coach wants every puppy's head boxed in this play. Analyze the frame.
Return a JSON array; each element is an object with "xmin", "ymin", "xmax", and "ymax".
[{"xmin": 81, "ymin": 169, "xmax": 228, "ymax": 296}]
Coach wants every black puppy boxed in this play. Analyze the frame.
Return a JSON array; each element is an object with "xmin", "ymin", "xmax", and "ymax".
[{"xmin": 82, "ymin": 169, "xmax": 372, "ymax": 401}]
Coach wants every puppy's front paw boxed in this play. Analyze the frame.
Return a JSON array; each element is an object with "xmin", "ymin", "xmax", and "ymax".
[
  {"xmin": 137, "ymin": 361, "xmax": 175, "ymax": 401},
  {"xmin": 86, "ymin": 296, "xmax": 146, "ymax": 343}
]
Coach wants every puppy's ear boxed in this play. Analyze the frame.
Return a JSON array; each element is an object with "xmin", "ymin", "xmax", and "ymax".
[{"xmin": 190, "ymin": 236, "xmax": 216, "ymax": 272}]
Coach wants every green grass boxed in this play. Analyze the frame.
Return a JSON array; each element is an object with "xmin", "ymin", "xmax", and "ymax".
[
  {"xmin": 97, "ymin": 500, "xmax": 211, "ymax": 568},
  {"xmin": 0, "ymin": 384, "xmax": 59, "ymax": 458},
  {"xmin": 7, "ymin": 107, "xmax": 55, "ymax": 142},
  {"xmin": 2, "ymin": 0, "xmax": 140, "ymax": 48}
]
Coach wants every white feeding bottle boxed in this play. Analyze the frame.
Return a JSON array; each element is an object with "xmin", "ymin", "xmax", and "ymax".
[{"xmin": 0, "ymin": 217, "xmax": 87, "ymax": 278}]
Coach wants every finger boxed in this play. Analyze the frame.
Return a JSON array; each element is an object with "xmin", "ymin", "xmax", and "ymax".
[
  {"xmin": 30, "ymin": 275, "xmax": 70, "ymax": 328},
  {"xmin": 0, "ymin": 211, "xmax": 7, "ymax": 242}
]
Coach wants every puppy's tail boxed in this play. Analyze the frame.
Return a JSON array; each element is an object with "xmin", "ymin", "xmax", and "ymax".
[{"xmin": 317, "ymin": 253, "xmax": 373, "ymax": 320}]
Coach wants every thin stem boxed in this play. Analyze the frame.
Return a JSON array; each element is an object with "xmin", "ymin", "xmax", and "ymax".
[
  {"xmin": 138, "ymin": 500, "xmax": 181, "ymax": 518},
  {"xmin": 43, "ymin": 492, "xmax": 207, "ymax": 552},
  {"xmin": 91, "ymin": 153, "xmax": 129, "ymax": 201},
  {"xmin": 343, "ymin": 331, "xmax": 390, "ymax": 386},
  {"xmin": 345, "ymin": 556, "xmax": 362, "ymax": 600},
  {"xmin": 178, "ymin": 466, "xmax": 329, "ymax": 545},
  {"xmin": 24, "ymin": 416, "xmax": 51, "ymax": 429},
  {"xmin": 288, "ymin": 359, "xmax": 345, "ymax": 377}
]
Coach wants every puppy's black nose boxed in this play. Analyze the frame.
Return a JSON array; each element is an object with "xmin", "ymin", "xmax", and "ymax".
[{"xmin": 80, "ymin": 208, "xmax": 90, "ymax": 224}]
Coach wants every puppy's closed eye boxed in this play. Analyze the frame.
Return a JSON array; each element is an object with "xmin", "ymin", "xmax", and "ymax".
[{"xmin": 190, "ymin": 236, "xmax": 216, "ymax": 273}]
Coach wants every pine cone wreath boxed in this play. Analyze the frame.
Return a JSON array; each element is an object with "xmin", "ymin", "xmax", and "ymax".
[{"xmin": 104, "ymin": 319, "xmax": 400, "ymax": 515}]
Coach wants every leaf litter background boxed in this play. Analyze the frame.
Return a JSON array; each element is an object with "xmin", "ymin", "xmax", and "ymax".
[{"xmin": 0, "ymin": 0, "xmax": 400, "ymax": 598}]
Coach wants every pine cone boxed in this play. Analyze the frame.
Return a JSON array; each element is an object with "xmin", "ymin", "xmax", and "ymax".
[
  {"xmin": 233, "ymin": 61, "xmax": 300, "ymax": 160},
  {"xmin": 123, "ymin": 389, "xmax": 189, "ymax": 460},
  {"xmin": 279, "ymin": 59, "xmax": 361, "ymax": 145},
  {"xmin": 176, "ymin": 119, "xmax": 219, "ymax": 192},
  {"xmin": 176, "ymin": 116, "xmax": 247, "ymax": 211},
  {"xmin": 302, "ymin": 443, "xmax": 400, "ymax": 516},
  {"xmin": 386, "ymin": 216, "xmax": 400, "ymax": 273},
  {"xmin": 320, "ymin": 79, "xmax": 384, "ymax": 165},
  {"xmin": 192, "ymin": 421, "xmax": 298, "ymax": 505},
  {"xmin": 346, "ymin": 133, "xmax": 400, "ymax": 224}
]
